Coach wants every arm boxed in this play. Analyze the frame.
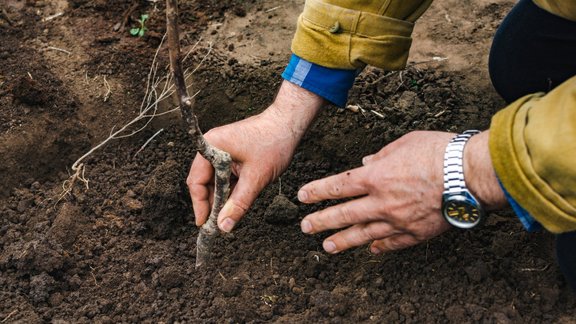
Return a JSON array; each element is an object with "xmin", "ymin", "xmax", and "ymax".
[
  {"xmin": 298, "ymin": 130, "xmax": 507, "ymax": 254},
  {"xmin": 490, "ymin": 75, "xmax": 576, "ymax": 233},
  {"xmin": 189, "ymin": 1, "xmax": 436, "ymax": 231},
  {"xmin": 298, "ymin": 76, "xmax": 576, "ymax": 254},
  {"xmin": 291, "ymin": 0, "xmax": 433, "ymax": 70}
]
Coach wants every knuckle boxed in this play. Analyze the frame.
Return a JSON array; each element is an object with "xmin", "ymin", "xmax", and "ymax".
[
  {"xmin": 360, "ymin": 224, "xmax": 377, "ymax": 242},
  {"xmin": 188, "ymin": 184, "xmax": 206, "ymax": 199},
  {"xmin": 338, "ymin": 205, "xmax": 354, "ymax": 225},
  {"xmin": 231, "ymin": 199, "xmax": 250, "ymax": 213},
  {"xmin": 327, "ymin": 183, "xmax": 342, "ymax": 197},
  {"xmin": 385, "ymin": 239, "xmax": 401, "ymax": 250},
  {"xmin": 390, "ymin": 236, "xmax": 415, "ymax": 251},
  {"xmin": 186, "ymin": 175, "xmax": 194, "ymax": 187}
]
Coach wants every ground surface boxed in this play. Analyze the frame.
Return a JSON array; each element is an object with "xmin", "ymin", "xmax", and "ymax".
[{"xmin": 1, "ymin": 0, "xmax": 575, "ymax": 322}]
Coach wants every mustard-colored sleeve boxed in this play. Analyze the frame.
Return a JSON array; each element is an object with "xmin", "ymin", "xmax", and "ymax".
[
  {"xmin": 291, "ymin": 0, "xmax": 433, "ymax": 70},
  {"xmin": 489, "ymin": 76, "xmax": 576, "ymax": 233}
]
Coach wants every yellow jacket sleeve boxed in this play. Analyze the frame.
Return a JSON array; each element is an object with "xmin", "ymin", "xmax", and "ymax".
[
  {"xmin": 490, "ymin": 76, "xmax": 576, "ymax": 233},
  {"xmin": 291, "ymin": 0, "xmax": 433, "ymax": 70}
]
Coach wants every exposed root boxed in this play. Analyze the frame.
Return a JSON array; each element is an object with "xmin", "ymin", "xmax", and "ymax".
[
  {"xmin": 1, "ymin": 310, "xmax": 17, "ymax": 323},
  {"xmin": 58, "ymin": 163, "xmax": 89, "ymax": 203},
  {"xmin": 102, "ymin": 76, "xmax": 112, "ymax": 102},
  {"xmin": 59, "ymin": 33, "xmax": 211, "ymax": 200},
  {"xmin": 133, "ymin": 128, "xmax": 164, "ymax": 157}
]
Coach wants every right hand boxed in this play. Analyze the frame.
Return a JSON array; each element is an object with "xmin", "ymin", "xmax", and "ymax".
[{"xmin": 187, "ymin": 81, "xmax": 324, "ymax": 232}]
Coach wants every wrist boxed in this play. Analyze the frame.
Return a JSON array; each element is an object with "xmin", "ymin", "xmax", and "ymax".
[
  {"xmin": 463, "ymin": 131, "xmax": 507, "ymax": 210},
  {"xmin": 265, "ymin": 80, "xmax": 325, "ymax": 139}
]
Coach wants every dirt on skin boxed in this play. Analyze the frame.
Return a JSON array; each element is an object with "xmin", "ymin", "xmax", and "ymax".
[{"xmin": 1, "ymin": 0, "xmax": 575, "ymax": 322}]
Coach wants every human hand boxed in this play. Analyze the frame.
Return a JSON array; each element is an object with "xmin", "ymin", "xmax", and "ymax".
[
  {"xmin": 298, "ymin": 131, "xmax": 506, "ymax": 254},
  {"xmin": 187, "ymin": 81, "xmax": 324, "ymax": 232}
]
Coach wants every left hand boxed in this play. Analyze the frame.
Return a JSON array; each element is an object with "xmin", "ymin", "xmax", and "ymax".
[{"xmin": 297, "ymin": 130, "xmax": 506, "ymax": 254}]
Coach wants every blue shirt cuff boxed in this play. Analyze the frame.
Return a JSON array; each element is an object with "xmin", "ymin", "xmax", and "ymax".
[
  {"xmin": 499, "ymin": 180, "xmax": 542, "ymax": 232},
  {"xmin": 282, "ymin": 54, "xmax": 357, "ymax": 107}
]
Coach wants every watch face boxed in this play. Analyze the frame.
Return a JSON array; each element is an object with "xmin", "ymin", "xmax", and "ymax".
[{"xmin": 442, "ymin": 195, "xmax": 483, "ymax": 229}]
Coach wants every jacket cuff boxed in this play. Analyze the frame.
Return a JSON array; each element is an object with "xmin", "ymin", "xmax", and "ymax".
[
  {"xmin": 291, "ymin": 0, "xmax": 428, "ymax": 70},
  {"xmin": 282, "ymin": 54, "xmax": 357, "ymax": 107},
  {"xmin": 489, "ymin": 91, "xmax": 576, "ymax": 233},
  {"xmin": 498, "ymin": 180, "xmax": 542, "ymax": 232}
]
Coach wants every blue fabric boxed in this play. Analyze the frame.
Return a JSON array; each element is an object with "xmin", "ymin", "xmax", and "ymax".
[
  {"xmin": 282, "ymin": 54, "xmax": 357, "ymax": 107},
  {"xmin": 499, "ymin": 180, "xmax": 542, "ymax": 232}
]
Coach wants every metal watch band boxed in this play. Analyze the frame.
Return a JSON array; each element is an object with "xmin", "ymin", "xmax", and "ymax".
[{"xmin": 443, "ymin": 130, "xmax": 481, "ymax": 194}]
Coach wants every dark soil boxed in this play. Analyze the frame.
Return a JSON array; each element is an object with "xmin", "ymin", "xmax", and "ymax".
[{"xmin": 1, "ymin": 0, "xmax": 575, "ymax": 322}]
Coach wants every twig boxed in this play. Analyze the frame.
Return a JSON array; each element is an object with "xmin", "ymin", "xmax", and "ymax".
[
  {"xmin": 42, "ymin": 12, "xmax": 64, "ymax": 22},
  {"xmin": 1, "ymin": 8, "xmax": 14, "ymax": 25},
  {"xmin": 265, "ymin": 5, "xmax": 283, "ymax": 13},
  {"xmin": 1, "ymin": 310, "xmax": 17, "ymax": 323},
  {"xmin": 118, "ymin": 1, "xmax": 139, "ymax": 32},
  {"xmin": 102, "ymin": 76, "xmax": 112, "ymax": 102},
  {"xmin": 61, "ymin": 35, "xmax": 209, "ymax": 199},
  {"xmin": 90, "ymin": 266, "xmax": 100, "ymax": 287},
  {"xmin": 133, "ymin": 128, "xmax": 164, "ymax": 157},
  {"xmin": 46, "ymin": 46, "xmax": 72, "ymax": 55},
  {"xmin": 367, "ymin": 57, "xmax": 448, "ymax": 86},
  {"xmin": 520, "ymin": 264, "xmax": 550, "ymax": 272},
  {"xmin": 166, "ymin": 0, "xmax": 232, "ymax": 268},
  {"xmin": 370, "ymin": 110, "xmax": 385, "ymax": 119}
]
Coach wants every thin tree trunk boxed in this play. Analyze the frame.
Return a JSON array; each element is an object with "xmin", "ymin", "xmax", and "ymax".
[{"xmin": 165, "ymin": 0, "xmax": 232, "ymax": 267}]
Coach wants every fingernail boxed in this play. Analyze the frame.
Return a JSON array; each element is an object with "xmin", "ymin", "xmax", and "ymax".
[
  {"xmin": 220, "ymin": 218, "xmax": 236, "ymax": 232},
  {"xmin": 323, "ymin": 240, "xmax": 337, "ymax": 253},
  {"xmin": 301, "ymin": 220, "xmax": 312, "ymax": 234},
  {"xmin": 219, "ymin": 201, "xmax": 233, "ymax": 218},
  {"xmin": 298, "ymin": 190, "xmax": 308, "ymax": 202},
  {"xmin": 370, "ymin": 245, "xmax": 382, "ymax": 255}
]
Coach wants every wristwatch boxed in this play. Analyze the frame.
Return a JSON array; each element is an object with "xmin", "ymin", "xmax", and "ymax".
[{"xmin": 441, "ymin": 130, "xmax": 485, "ymax": 229}]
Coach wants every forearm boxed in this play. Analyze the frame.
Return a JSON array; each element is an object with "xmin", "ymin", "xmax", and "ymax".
[
  {"xmin": 264, "ymin": 80, "xmax": 325, "ymax": 141},
  {"xmin": 291, "ymin": 0, "xmax": 433, "ymax": 70}
]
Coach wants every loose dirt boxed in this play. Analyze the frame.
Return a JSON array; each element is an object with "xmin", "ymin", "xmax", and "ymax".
[{"xmin": 1, "ymin": 0, "xmax": 574, "ymax": 322}]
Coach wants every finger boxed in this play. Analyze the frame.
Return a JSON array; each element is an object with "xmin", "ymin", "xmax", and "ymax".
[
  {"xmin": 321, "ymin": 221, "xmax": 398, "ymax": 254},
  {"xmin": 298, "ymin": 167, "xmax": 368, "ymax": 204},
  {"xmin": 187, "ymin": 153, "xmax": 214, "ymax": 226},
  {"xmin": 370, "ymin": 234, "xmax": 420, "ymax": 254},
  {"xmin": 217, "ymin": 168, "xmax": 265, "ymax": 232},
  {"xmin": 301, "ymin": 196, "xmax": 384, "ymax": 234}
]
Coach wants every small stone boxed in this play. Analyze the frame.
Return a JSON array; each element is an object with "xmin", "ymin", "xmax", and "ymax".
[{"xmin": 264, "ymin": 195, "xmax": 299, "ymax": 225}]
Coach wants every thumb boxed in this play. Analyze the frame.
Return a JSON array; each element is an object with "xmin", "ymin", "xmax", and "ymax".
[{"xmin": 217, "ymin": 169, "xmax": 264, "ymax": 232}]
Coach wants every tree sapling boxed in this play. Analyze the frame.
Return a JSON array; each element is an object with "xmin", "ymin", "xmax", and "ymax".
[{"xmin": 165, "ymin": 0, "xmax": 232, "ymax": 268}]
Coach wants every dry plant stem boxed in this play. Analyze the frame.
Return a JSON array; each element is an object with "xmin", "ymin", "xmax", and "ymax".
[{"xmin": 166, "ymin": 0, "xmax": 232, "ymax": 268}]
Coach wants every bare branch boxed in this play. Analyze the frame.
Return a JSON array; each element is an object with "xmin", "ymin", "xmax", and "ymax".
[{"xmin": 165, "ymin": 0, "xmax": 232, "ymax": 267}]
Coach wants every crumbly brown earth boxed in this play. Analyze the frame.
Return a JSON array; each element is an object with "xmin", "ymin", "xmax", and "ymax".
[{"xmin": 1, "ymin": 0, "xmax": 574, "ymax": 322}]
